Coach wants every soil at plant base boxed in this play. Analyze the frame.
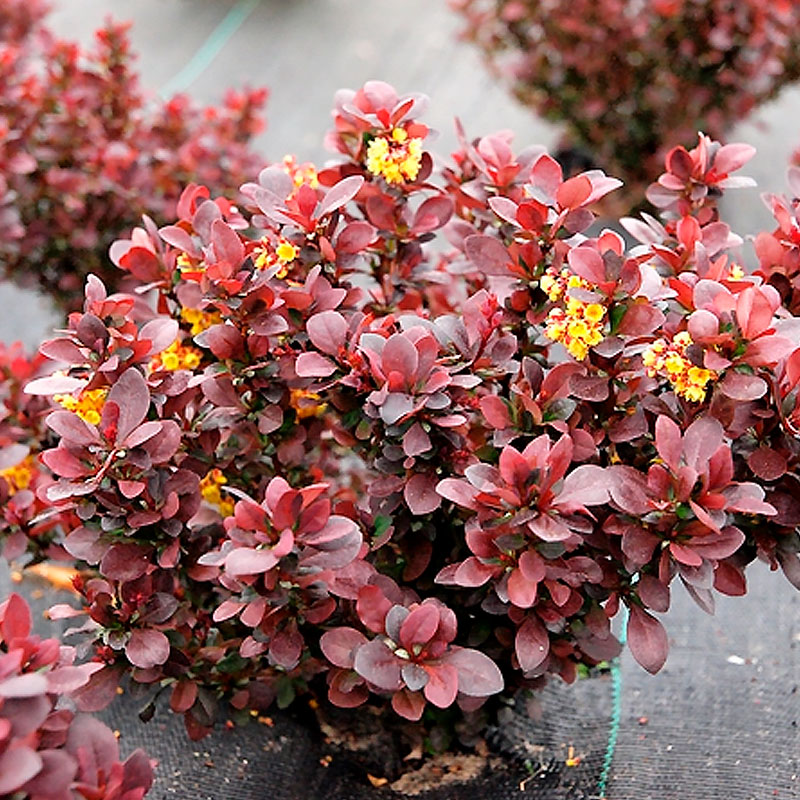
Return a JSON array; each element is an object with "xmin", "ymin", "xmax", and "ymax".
[{"xmin": 310, "ymin": 700, "xmax": 604, "ymax": 799}]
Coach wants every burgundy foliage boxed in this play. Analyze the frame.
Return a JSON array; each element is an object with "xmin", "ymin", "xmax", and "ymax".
[
  {"xmin": 453, "ymin": 0, "xmax": 800, "ymax": 206},
  {"xmin": 0, "ymin": 82, "xmax": 799, "ymax": 786},
  {"xmin": 0, "ymin": 3, "xmax": 266, "ymax": 311},
  {"xmin": 0, "ymin": 592, "xmax": 153, "ymax": 799}
]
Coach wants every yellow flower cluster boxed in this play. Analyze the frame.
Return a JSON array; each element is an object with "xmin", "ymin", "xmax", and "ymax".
[
  {"xmin": 642, "ymin": 331, "xmax": 716, "ymax": 402},
  {"xmin": 290, "ymin": 388, "xmax": 328, "ymax": 420},
  {"xmin": 180, "ymin": 307, "xmax": 222, "ymax": 336},
  {"xmin": 54, "ymin": 387, "xmax": 108, "ymax": 425},
  {"xmin": 544, "ymin": 296, "xmax": 607, "ymax": 360},
  {"xmin": 282, "ymin": 155, "xmax": 319, "ymax": 189},
  {"xmin": 253, "ymin": 237, "xmax": 300, "ymax": 278},
  {"xmin": 0, "ymin": 455, "xmax": 35, "ymax": 494},
  {"xmin": 539, "ymin": 266, "xmax": 588, "ymax": 302},
  {"xmin": 176, "ymin": 252, "xmax": 206, "ymax": 280},
  {"xmin": 200, "ymin": 468, "xmax": 235, "ymax": 518},
  {"xmin": 150, "ymin": 340, "xmax": 202, "ymax": 373},
  {"xmin": 366, "ymin": 127, "xmax": 423, "ymax": 185}
]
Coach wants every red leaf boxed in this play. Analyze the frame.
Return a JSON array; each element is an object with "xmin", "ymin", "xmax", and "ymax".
[
  {"xmin": 655, "ymin": 415, "xmax": 682, "ymax": 472},
  {"xmin": 211, "ymin": 219, "xmax": 244, "ymax": 265},
  {"xmin": 100, "ymin": 544, "xmax": 149, "ymax": 582},
  {"xmin": 353, "ymin": 639, "xmax": 402, "ymax": 691},
  {"xmin": 307, "ymin": 311, "xmax": 347, "ymax": 356},
  {"xmin": 125, "ymin": 629, "xmax": 170, "ymax": 669},
  {"xmin": 423, "ymin": 663, "xmax": 459, "ymax": 708},
  {"xmin": 556, "ymin": 175, "xmax": 592, "ymax": 210},
  {"xmin": 747, "ymin": 447, "xmax": 787, "ymax": 481},
  {"xmin": 295, "ymin": 351, "xmax": 337, "ymax": 377},
  {"xmin": 464, "ymin": 234, "xmax": 509, "ymax": 275},
  {"xmin": 336, "ymin": 221, "xmax": 376, "ymax": 253},
  {"xmin": 404, "ymin": 473, "xmax": 441, "ymax": 515},
  {"xmin": 515, "ymin": 616, "xmax": 549, "ymax": 672},
  {"xmin": 627, "ymin": 605, "xmax": 668, "ymax": 674},
  {"xmin": 719, "ymin": 372, "xmax": 767, "ymax": 401},
  {"xmin": 105, "ymin": 368, "xmax": 150, "ymax": 445},
  {"xmin": 0, "ymin": 593, "xmax": 32, "ymax": 641},
  {"xmin": 636, "ymin": 575, "xmax": 670, "ymax": 612},
  {"xmin": 170, "ymin": 680, "xmax": 199, "ymax": 714},
  {"xmin": 320, "ymin": 627, "xmax": 368, "ymax": 669},
  {"xmin": 567, "ymin": 246, "xmax": 605, "ymax": 284},
  {"xmin": 399, "ymin": 605, "xmax": 440, "ymax": 648},
  {"xmin": 391, "ymin": 688, "xmax": 425, "ymax": 721},
  {"xmin": 446, "ymin": 647, "xmax": 504, "ymax": 696},
  {"xmin": 0, "ymin": 747, "xmax": 43, "ymax": 794},
  {"xmin": 316, "ymin": 176, "xmax": 364, "ymax": 218},
  {"xmin": 412, "ymin": 196, "xmax": 453, "ymax": 233}
]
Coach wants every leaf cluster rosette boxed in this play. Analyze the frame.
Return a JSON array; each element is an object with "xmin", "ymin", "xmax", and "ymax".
[
  {"xmin": 0, "ymin": 592, "xmax": 153, "ymax": 799},
  {"xmin": 0, "ymin": 4, "xmax": 267, "ymax": 312},
  {"xmin": 452, "ymin": 0, "xmax": 800, "ymax": 206},
  {"xmin": 2, "ymin": 82, "xmax": 800, "ymax": 783}
]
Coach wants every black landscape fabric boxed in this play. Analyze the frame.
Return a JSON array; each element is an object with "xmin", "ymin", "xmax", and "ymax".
[{"xmin": 2, "ymin": 560, "xmax": 797, "ymax": 800}]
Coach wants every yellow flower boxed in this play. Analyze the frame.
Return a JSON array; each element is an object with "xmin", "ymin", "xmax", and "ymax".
[
  {"xmin": 290, "ymin": 388, "xmax": 328, "ymax": 420},
  {"xmin": 253, "ymin": 237, "xmax": 299, "ymax": 277},
  {"xmin": 584, "ymin": 303, "xmax": 605, "ymax": 323},
  {"xmin": 543, "ymin": 278, "xmax": 607, "ymax": 361},
  {"xmin": 54, "ymin": 387, "xmax": 108, "ymax": 425},
  {"xmin": 282, "ymin": 155, "xmax": 319, "ymax": 189},
  {"xmin": 641, "ymin": 333, "xmax": 716, "ymax": 402},
  {"xmin": 200, "ymin": 469, "xmax": 234, "ymax": 517},
  {"xmin": 0, "ymin": 455, "xmax": 35, "ymax": 494},
  {"xmin": 366, "ymin": 128, "xmax": 424, "ymax": 185},
  {"xmin": 180, "ymin": 307, "xmax": 222, "ymax": 336},
  {"xmin": 150, "ymin": 340, "xmax": 203, "ymax": 373}
]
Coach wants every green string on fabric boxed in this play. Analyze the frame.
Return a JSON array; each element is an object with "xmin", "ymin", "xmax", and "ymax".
[
  {"xmin": 597, "ymin": 604, "xmax": 628, "ymax": 799},
  {"xmin": 159, "ymin": 0, "xmax": 262, "ymax": 98}
]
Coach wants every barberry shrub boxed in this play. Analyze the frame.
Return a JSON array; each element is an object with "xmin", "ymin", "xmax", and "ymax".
[
  {"xmin": 1, "ymin": 82, "xmax": 800, "ymax": 790},
  {"xmin": 0, "ymin": 592, "xmax": 153, "ymax": 798},
  {"xmin": 0, "ymin": 2, "xmax": 267, "ymax": 312},
  {"xmin": 452, "ymin": 0, "xmax": 800, "ymax": 205}
]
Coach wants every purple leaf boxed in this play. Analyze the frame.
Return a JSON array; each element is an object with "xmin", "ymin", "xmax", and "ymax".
[
  {"xmin": 636, "ymin": 575, "xmax": 670, "ymax": 613},
  {"xmin": 353, "ymin": 638, "xmax": 402, "ymax": 691},
  {"xmin": 0, "ymin": 673, "xmax": 49, "ymax": 698},
  {"xmin": 627, "ymin": 605, "xmax": 668, "ymax": 674},
  {"xmin": 404, "ymin": 473, "xmax": 441, "ymax": 515},
  {"xmin": 515, "ymin": 616, "xmax": 550, "ymax": 672},
  {"xmin": 316, "ymin": 176, "xmax": 364, "ymax": 218},
  {"xmin": 423, "ymin": 663, "xmax": 458, "ymax": 708},
  {"xmin": 464, "ymin": 234, "xmax": 509, "ymax": 275},
  {"xmin": 412, "ymin": 196, "xmax": 454, "ymax": 233},
  {"xmin": 225, "ymin": 545, "xmax": 283, "ymax": 576},
  {"xmin": 100, "ymin": 544, "xmax": 150, "ymax": 582},
  {"xmin": 211, "ymin": 219, "xmax": 244, "ymax": 264},
  {"xmin": 447, "ymin": 647, "xmax": 504, "ymax": 696},
  {"xmin": 307, "ymin": 311, "xmax": 347, "ymax": 356},
  {"xmin": 296, "ymin": 351, "xmax": 337, "ymax": 377},
  {"xmin": 558, "ymin": 465, "xmax": 609, "ymax": 508},
  {"xmin": 336, "ymin": 221, "xmax": 376, "ymax": 253},
  {"xmin": 71, "ymin": 665, "xmax": 125, "ymax": 712},
  {"xmin": 106, "ymin": 368, "xmax": 150, "ymax": 445},
  {"xmin": 719, "ymin": 372, "xmax": 768, "ymax": 401},
  {"xmin": 46, "ymin": 410, "xmax": 98, "ymax": 445},
  {"xmin": 320, "ymin": 627, "xmax": 368, "ymax": 669},
  {"xmin": 140, "ymin": 318, "xmax": 180, "ymax": 357},
  {"xmin": 399, "ymin": 604, "xmax": 439, "ymax": 648},
  {"xmin": 126, "ymin": 629, "xmax": 170, "ymax": 669},
  {"xmin": 0, "ymin": 747, "xmax": 43, "ymax": 794},
  {"xmin": 25, "ymin": 374, "xmax": 86, "ymax": 396},
  {"xmin": 21, "ymin": 749, "xmax": 77, "ymax": 796}
]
